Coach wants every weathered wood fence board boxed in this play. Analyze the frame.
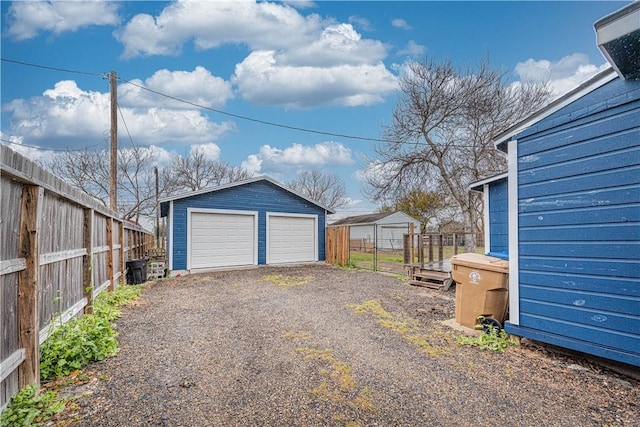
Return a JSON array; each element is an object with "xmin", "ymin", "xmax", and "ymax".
[
  {"xmin": 0, "ymin": 145, "xmax": 153, "ymax": 410},
  {"xmin": 326, "ymin": 226, "xmax": 349, "ymax": 266}
]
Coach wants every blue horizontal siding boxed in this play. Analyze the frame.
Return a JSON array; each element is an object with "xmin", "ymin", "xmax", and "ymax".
[
  {"xmin": 519, "ymin": 166, "xmax": 640, "ymax": 199},
  {"xmin": 519, "ymin": 185, "xmax": 639, "ymax": 214},
  {"xmin": 519, "ymin": 204, "xmax": 640, "ymax": 228},
  {"xmin": 520, "ymin": 285, "xmax": 640, "ymax": 316},
  {"xmin": 520, "ymin": 223, "xmax": 639, "ymax": 241},
  {"xmin": 170, "ymin": 180, "xmax": 326, "ymax": 270},
  {"xmin": 518, "ymin": 109, "xmax": 639, "ymax": 161},
  {"xmin": 505, "ymin": 323, "xmax": 640, "ymax": 367},
  {"xmin": 519, "ymin": 146, "xmax": 639, "ymax": 185},
  {"xmin": 511, "ymin": 77, "xmax": 640, "ymax": 367},
  {"xmin": 519, "ymin": 299, "xmax": 639, "ymax": 336},
  {"xmin": 519, "ymin": 257, "xmax": 638, "ymax": 277},
  {"xmin": 518, "ymin": 313, "xmax": 639, "ymax": 355},
  {"xmin": 488, "ymin": 179, "xmax": 508, "ymax": 253},
  {"xmin": 519, "ymin": 271, "xmax": 639, "ymax": 297},
  {"xmin": 520, "ymin": 242, "xmax": 639, "ymax": 259}
]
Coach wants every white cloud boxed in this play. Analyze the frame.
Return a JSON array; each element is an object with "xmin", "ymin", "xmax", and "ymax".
[
  {"xmin": 515, "ymin": 53, "xmax": 609, "ymax": 97},
  {"xmin": 115, "ymin": 1, "xmax": 326, "ymax": 59},
  {"xmin": 191, "ymin": 143, "xmax": 221, "ymax": 161},
  {"xmin": 233, "ymin": 50, "xmax": 397, "ymax": 108},
  {"xmin": 115, "ymin": 1, "xmax": 397, "ymax": 109},
  {"xmin": 241, "ymin": 142, "xmax": 353, "ymax": 175},
  {"xmin": 391, "ymin": 18, "xmax": 412, "ymax": 30},
  {"xmin": 2, "ymin": 80, "xmax": 236, "ymax": 149},
  {"xmin": 349, "ymin": 15, "xmax": 373, "ymax": 32},
  {"xmin": 397, "ymin": 40, "xmax": 426, "ymax": 57},
  {"xmin": 119, "ymin": 67, "xmax": 234, "ymax": 109},
  {"xmin": 283, "ymin": 1, "xmax": 317, "ymax": 9},
  {"xmin": 5, "ymin": 0, "xmax": 120, "ymax": 40}
]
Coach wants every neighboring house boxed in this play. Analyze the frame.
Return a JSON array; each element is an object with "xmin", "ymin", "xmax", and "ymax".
[
  {"xmin": 470, "ymin": 173, "xmax": 508, "ymax": 259},
  {"xmin": 484, "ymin": 2, "xmax": 640, "ymax": 367},
  {"xmin": 329, "ymin": 211, "xmax": 421, "ymax": 251},
  {"xmin": 160, "ymin": 176, "xmax": 334, "ymax": 274}
]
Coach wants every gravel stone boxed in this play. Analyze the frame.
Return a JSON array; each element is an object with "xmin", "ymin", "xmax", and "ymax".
[{"xmin": 53, "ymin": 265, "xmax": 639, "ymax": 426}]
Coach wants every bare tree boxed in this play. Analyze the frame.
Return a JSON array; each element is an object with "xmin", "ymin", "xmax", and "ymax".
[
  {"xmin": 379, "ymin": 189, "xmax": 451, "ymax": 232},
  {"xmin": 288, "ymin": 170, "xmax": 348, "ymax": 211},
  {"xmin": 49, "ymin": 146, "xmax": 165, "ymax": 222},
  {"xmin": 367, "ymin": 56, "xmax": 550, "ymax": 251},
  {"xmin": 167, "ymin": 146, "xmax": 252, "ymax": 193}
]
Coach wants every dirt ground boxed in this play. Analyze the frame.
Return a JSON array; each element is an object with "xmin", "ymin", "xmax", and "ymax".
[{"xmin": 49, "ymin": 264, "xmax": 639, "ymax": 426}]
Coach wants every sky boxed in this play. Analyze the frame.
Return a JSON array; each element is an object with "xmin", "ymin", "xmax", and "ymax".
[{"xmin": 0, "ymin": 0, "xmax": 631, "ymax": 218}]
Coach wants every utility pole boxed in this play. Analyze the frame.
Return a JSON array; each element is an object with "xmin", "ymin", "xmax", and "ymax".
[
  {"xmin": 155, "ymin": 166, "xmax": 160, "ymax": 248},
  {"xmin": 109, "ymin": 70, "xmax": 117, "ymax": 212}
]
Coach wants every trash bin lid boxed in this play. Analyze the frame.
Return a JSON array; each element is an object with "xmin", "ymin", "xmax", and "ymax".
[{"xmin": 450, "ymin": 252, "xmax": 509, "ymax": 273}]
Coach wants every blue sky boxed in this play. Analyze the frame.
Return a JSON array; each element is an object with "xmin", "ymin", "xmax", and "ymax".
[{"xmin": 0, "ymin": 0, "xmax": 630, "ymax": 216}]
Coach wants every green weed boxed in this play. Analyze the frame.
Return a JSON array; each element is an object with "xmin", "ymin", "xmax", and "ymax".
[
  {"xmin": 39, "ymin": 285, "xmax": 142, "ymax": 381},
  {"xmin": 0, "ymin": 385, "xmax": 65, "ymax": 426},
  {"xmin": 456, "ymin": 327, "xmax": 519, "ymax": 353}
]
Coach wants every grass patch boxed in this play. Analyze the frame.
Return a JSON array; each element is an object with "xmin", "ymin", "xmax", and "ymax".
[
  {"xmin": 346, "ymin": 300, "xmax": 451, "ymax": 357},
  {"xmin": 295, "ymin": 347, "xmax": 377, "ymax": 425},
  {"xmin": 456, "ymin": 327, "xmax": 519, "ymax": 353},
  {"xmin": 262, "ymin": 274, "xmax": 313, "ymax": 289},
  {"xmin": 283, "ymin": 331, "xmax": 313, "ymax": 341},
  {"xmin": 0, "ymin": 384, "xmax": 65, "ymax": 427}
]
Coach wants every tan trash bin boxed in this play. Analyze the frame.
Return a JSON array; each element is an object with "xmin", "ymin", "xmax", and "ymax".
[{"xmin": 450, "ymin": 253, "xmax": 509, "ymax": 329}]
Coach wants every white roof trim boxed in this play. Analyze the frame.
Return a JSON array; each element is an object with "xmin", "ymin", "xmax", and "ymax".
[
  {"xmin": 494, "ymin": 67, "xmax": 618, "ymax": 151},
  {"xmin": 159, "ymin": 175, "xmax": 335, "ymax": 213},
  {"xmin": 469, "ymin": 172, "xmax": 508, "ymax": 192}
]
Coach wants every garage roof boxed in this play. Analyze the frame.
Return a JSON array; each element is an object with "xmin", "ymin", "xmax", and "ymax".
[{"xmin": 159, "ymin": 175, "xmax": 335, "ymax": 215}]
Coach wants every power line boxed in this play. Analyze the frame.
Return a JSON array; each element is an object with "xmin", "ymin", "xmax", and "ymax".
[
  {"xmin": 0, "ymin": 138, "xmax": 103, "ymax": 152},
  {"xmin": 1, "ymin": 57, "xmax": 105, "ymax": 77},
  {"xmin": 117, "ymin": 102, "xmax": 136, "ymax": 148},
  {"xmin": 2, "ymin": 57, "xmax": 483, "ymax": 148},
  {"xmin": 118, "ymin": 77, "xmax": 391, "ymax": 143}
]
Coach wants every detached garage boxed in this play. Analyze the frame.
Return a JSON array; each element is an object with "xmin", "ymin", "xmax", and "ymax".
[{"xmin": 160, "ymin": 176, "xmax": 334, "ymax": 274}]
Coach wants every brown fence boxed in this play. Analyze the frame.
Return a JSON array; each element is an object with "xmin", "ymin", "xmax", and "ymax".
[
  {"xmin": 326, "ymin": 226, "xmax": 349, "ymax": 266},
  {"xmin": 0, "ymin": 145, "xmax": 153, "ymax": 409}
]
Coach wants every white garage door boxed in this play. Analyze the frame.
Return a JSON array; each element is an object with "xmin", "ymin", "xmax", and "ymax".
[
  {"xmin": 268, "ymin": 215, "xmax": 316, "ymax": 264},
  {"xmin": 190, "ymin": 211, "xmax": 256, "ymax": 269}
]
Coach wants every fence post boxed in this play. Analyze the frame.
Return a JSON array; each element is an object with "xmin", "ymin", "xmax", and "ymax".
[
  {"xmin": 119, "ymin": 221, "xmax": 125, "ymax": 282},
  {"xmin": 83, "ymin": 208, "xmax": 94, "ymax": 314},
  {"xmin": 18, "ymin": 185, "xmax": 43, "ymax": 389},
  {"xmin": 107, "ymin": 218, "xmax": 114, "ymax": 291}
]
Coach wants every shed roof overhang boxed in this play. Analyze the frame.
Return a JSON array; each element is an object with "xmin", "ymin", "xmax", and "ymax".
[{"xmin": 595, "ymin": 1, "xmax": 640, "ymax": 80}]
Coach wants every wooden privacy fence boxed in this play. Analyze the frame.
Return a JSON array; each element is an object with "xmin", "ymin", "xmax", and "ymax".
[
  {"xmin": 0, "ymin": 145, "xmax": 153, "ymax": 409},
  {"xmin": 326, "ymin": 226, "xmax": 349, "ymax": 266}
]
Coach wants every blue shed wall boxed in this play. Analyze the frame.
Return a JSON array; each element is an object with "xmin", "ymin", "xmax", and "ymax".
[
  {"xmin": 169, "ymin": 180, "xmax": 327, "ymax": 270},
  {"xmin": 505, "ymin": 77, "xmax": 640, "ymax": 367},
  {"xmin": 488, "ymin": 178, "xmax": 508, "ymax": 254}
]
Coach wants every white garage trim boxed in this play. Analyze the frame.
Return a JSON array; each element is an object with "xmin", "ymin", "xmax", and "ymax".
[
  {"xmin": 187, "ymin": 208, "xmax": 258, "ymax": 271},
  {"xmin": 266, "ymin": 213, "xmax": 318, "ymax": 264}
]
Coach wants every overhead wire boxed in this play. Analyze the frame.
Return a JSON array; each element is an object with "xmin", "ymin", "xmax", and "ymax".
[
  {"xmin": 117, "ymin": 102, "xmax": 137, "ymax": 148},
  {"xmin": 0, "ymin": 138, "xmax": 103, "ymax": 152},
  {"xmin": 1, "ymin": 57, "xmax": 105, "ymax": 77},
  {"xmin": 2, "ymin": 57, "xmax": 483, "ymax": 149}
]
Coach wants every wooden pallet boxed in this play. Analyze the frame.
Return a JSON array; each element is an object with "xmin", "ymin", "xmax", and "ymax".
[{"xmin": 408, "ymin": 266, "xmax": 454, "ymax": 291}]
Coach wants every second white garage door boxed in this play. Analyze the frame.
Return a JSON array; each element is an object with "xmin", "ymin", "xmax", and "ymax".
[
  {"xmin": 189, "ymin": 210, "xmax": 256, "ymax": 269},
  {"xmin": 267, "ymin": 214, "xmax": 317, "ymax": 264}
]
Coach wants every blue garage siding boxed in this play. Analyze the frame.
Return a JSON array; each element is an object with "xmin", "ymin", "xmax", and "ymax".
[
  {"xmin": 506, "ymin": 77, "xmax": 640, "ymax": 366},
  {"xmin": 488, "ymin": 178, "xmax": 508, "ymax": 254},
  {"xmin": 169, "ymin": 180, "xmax": 326, "ymax": 270}
]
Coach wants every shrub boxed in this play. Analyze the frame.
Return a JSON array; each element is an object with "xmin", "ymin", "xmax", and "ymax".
[{"xmin": 39, "ymin": 284, "xmax": 142, "ymax": 381}]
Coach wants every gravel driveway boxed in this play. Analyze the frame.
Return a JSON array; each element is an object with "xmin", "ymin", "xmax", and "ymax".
[{"xmin": 55, "ymin": 264, "xmax": 638, "ymax": 426}]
